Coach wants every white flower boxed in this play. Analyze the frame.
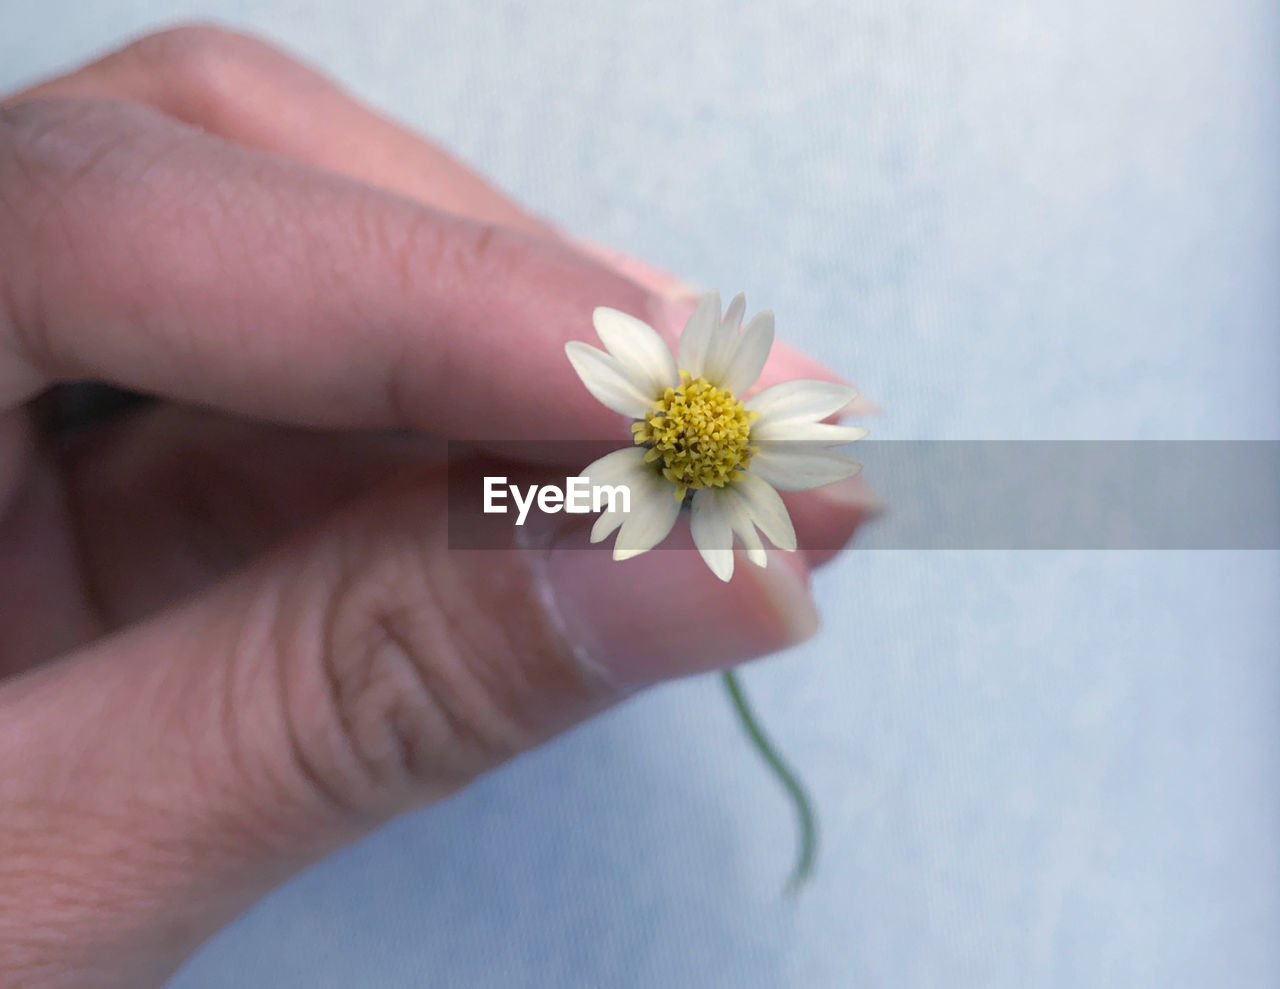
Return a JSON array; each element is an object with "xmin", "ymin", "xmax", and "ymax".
[{"xmin": 565, "ymin": 291, "xmax": 867, "ymax": 582}]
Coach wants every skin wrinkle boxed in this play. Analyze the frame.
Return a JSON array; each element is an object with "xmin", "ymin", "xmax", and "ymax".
[
  {"xmin": 196, "ymin": 153, "xmax": 292, "ymax": 373},
  {"xmin": 216, "ymin": 604, "xmax": 259, "ymax": 835},
  {"xmin": 366, "ymin": 213, "xmax": 535, "ymax": 435},
  {"xmin": 359, "ymin": 186, "xmax": 420, "ymax": 296},
  {"xmin": 268, "ymin": 498, "xmax": 502, "ymax": 818},
  {"xmin": 295, "ymin": 476, "xmax": 615, "ymax": 813},
  {"xmin": 170, "ymin": 146, "xmax": 262, "ymax": 377},
  {"xmin": 424, "ymin": 564, "xmax": 534, "ymax": 767},
  {"xmin": 301, "ymin": 187, "xmax": 465, "ymax": 432},
  {"xmin": 201, "ymin": 588, "xmax": 334, "ymax": 852},
  {"xmin": 315, "ymin": 567, "xmax": 426, "ymax": 812},
  {"xmin": 366, "ymin": 606, "xmax": 488, "ymax": 792},
  {"xmin": 0, "ymin": 102, "xmax": 195, "ymax": 381},
  {"xmin": 227, "ymin": 531, "xmax": 391, "ymax": 831},
  {"xmin": 353, "ymin": 202, "xmax": 436, "ymax": 432},
  {"xmin": 276, "ymin": 585, "xmax": 370, "ymax": 823},
  {"xmin": 317, "ymin": 526, "xmax": 506, "ymax": 804},
  {"xmin": 313, "ymin": 532, "xmax": 416, "ymax": 809}
]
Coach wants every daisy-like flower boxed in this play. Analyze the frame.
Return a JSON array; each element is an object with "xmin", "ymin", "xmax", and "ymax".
[{"xmin": 565, "ymin": 291, "xmax": 868, "ymax": 582}]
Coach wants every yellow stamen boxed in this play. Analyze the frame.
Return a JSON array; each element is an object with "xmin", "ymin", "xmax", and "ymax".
[{"xmin": 635, "ymin": 370, "xmax": 759, "ymax": 500}]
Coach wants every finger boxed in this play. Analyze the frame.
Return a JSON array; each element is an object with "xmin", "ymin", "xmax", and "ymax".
[
  {"xmin": 52, "ymin": 405, "xmax": 870, "ymax": 642},
  {"xmin": 4, "ymin": 24, "xmax": 853, "ymax": 403},
  {"xmin": 0, "ymin": 99, "xmax": 841, "ymax": 446},
  {"xmin": 5, "ymin": 23, "xmax": 555, "ymax": 238},
  {"xmin": 0, "ymin": 463, "xmax": 817, "ymax": 985},
  {"xmin": 0, "ymin": 97, "xmax": 656, "ymax": 434}
]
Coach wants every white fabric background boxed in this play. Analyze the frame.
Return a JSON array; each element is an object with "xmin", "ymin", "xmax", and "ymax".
[{"xmin": 4, "ymin": 2, "xmax": 1278, "ymax": 986}]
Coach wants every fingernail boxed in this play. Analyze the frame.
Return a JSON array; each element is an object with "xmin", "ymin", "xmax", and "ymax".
[{"xmin": 537, "ymin": 530, "xmax": 818, "ymax": 687}]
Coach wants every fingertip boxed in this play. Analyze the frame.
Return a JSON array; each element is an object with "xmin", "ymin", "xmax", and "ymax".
[{"xmin": 539, "ymin": 527, "xmax": 818, "ymax": 687}]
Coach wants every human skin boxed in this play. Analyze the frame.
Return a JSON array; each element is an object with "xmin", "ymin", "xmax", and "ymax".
[{"xmin": 0, "ymin": 25, "xmax": 876, "ymax": 987}]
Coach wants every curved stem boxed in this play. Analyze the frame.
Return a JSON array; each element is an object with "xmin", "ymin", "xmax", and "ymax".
[{"xmin": 722, "ymin": 668, "xmax": 817, "ymax": 894}]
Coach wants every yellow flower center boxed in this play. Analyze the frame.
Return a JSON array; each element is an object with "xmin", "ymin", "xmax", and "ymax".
[{"xmin": 631, "ymin": 371, "xmax": 759, "ymax": 501}]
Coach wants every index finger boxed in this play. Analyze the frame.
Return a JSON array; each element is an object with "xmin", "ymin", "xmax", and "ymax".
[
  {"xmin": 0, "ymin": 98, "xmax": 651, "ymax": 441},
  {"xmin": 6, "ymin": 24, "xmax": 860, "ymax": 424},
  {"xmin": 1, "ymin": 99, "xmax": 849, "ymax": 445}
]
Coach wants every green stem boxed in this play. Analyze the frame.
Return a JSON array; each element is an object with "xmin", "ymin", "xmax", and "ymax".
[{"xmin": 722, "ymin": 668, "xmax": 817, "ymax": 894}]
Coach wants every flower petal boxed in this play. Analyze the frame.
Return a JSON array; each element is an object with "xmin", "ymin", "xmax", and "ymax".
[
  {"xmin": 746, "ymin": 379, "xmax": 861, "ymax": 424},
  {"xmin": 752, "ymin": 420, "xmax": 870, "ymax": 443},
  {"xmin": 750, "ymin": 446, "xmax": 863, "ymax": 491},
  {"xmin": 578, "ymin": 447, "xmax": 648, "ymax": 546},
  {"xmin": 718, "ymin": 486, "xmax": 768, "ymax": 567},
  {"xmin": 592, "ymin": 307, "xmax": 678, "ymax": 398},
  {"xmin": 732, "ymin": 472, "xmax": 797, "ymax": 550},
  {"xmin": 690, "ymin": 489, "xmax": 736, "ymax": 581},
  {"xmin": 734, "ymin": 519, "xmax": 768, "ymax": 568},
  {"xmin": 591, "ymin": 510, "xmax": 625, "ymax": 543},
  {"xmin": 701, "ymin": 293, "xmax": 751, "ymax": 386},
  {"xmin": 722, "ymin": 292, "xmax": 746, "ymax": 332},
  {"xmin": 676, "ymin": 290, "xmax": 722, "ymax": 377},
  {"xmin": 579, "ymin": 446, "xmax": 658, "ymax": 545},
  {"xmin": 612, "ymin": 468, "xmax": 681, "ymax": 560},
  {"xmin": 565, "ymin": 342, "xmax": 653, "ymax": 418},
  {"xmin": 579, "ymin": 445, "xmax": 649, "ymax": 486},
  {"xmin": 719, "ymin": 310, "xmax": 774, "ymax": 395}
]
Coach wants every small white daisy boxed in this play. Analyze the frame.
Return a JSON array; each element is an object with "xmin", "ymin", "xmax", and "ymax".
[{"xmin": 565, "ymin": 291, "xmax": 868, "ymax": 582}]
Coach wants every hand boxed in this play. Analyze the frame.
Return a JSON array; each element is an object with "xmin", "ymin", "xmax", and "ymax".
[{"xmin": 0, "ymin": 25, "xmax": 873, "ymax": 987}]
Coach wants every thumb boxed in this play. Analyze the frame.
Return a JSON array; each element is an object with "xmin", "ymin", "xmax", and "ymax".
[{"xmin": 0, "ymin": 462, "xmax": 817, "ymax": 987}]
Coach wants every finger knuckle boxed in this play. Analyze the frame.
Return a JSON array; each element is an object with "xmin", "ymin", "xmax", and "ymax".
[
  {"xmin": 297, "ymin": 518, "xmax": 599, "ymax": 812},
  {"xmin": 123, "ymin": 22, "xmax": 261, "ymax": 77},
  {"xmin": 0, "ymin": 99, "xmax": 149, "ymax": 202},
  {"xmin": 0, "ymin": 100, "xmax": 191, "ymax": 371},
  {"xmin": 0, "ymin": 101, "xmax": 130, "ymax": 364},
  {"xmin": 0, "ymin": 99, "xmax": 98, "ymax": 192},
  {"xmin": 118, "ymin": 23, "xmax": 296, "ymax": 120}
]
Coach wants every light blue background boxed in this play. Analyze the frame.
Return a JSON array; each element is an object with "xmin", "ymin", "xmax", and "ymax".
[{"xmin": 5, "ymin": 2, "xmax": 1278, "ymax": 986}]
